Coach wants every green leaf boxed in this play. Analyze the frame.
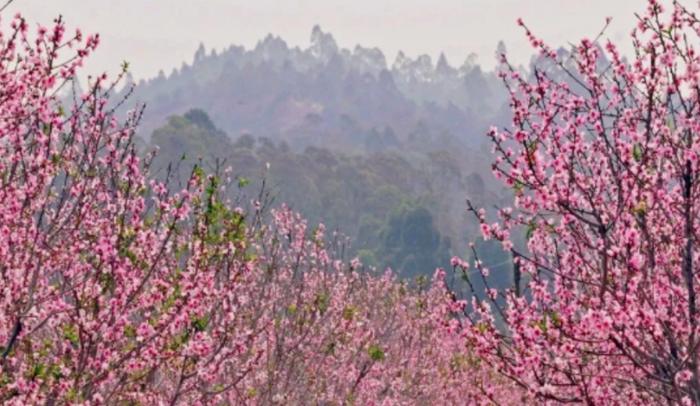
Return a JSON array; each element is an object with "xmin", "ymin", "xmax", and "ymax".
[
  {"xmin": 342, "ymin": 306, "xmax": 356, "ymax": 321},
  {"xmin": 99, "ymin": 273, "xmax": 116, "ymax": 295},
  {"xmin": 191, "ymin": 315, "xmax": 209, "ymax": 332},
  {"xmin": 30, "ymin": 362, "xmax": 46, "ymax": 379},
  {"xmin": 537, "ymin": 318, "xmax": 548, "ymax": 333},
  {"xmin": 193, "ymin": 165, "xmax": 205, "ymax": 180},
  {"xmin": 62, "ymin": 324, "xmax": 79, "ymax": 347},
  {"xmin": 65, "ymin": 388, "xmax": 81, "ymax": 402},
  {"xmin": 513, "ymin": 180, "xmax": 524, "ymax": 195},
  {"xmin": 632, "ymin": 200, "xmax": 647, "ymax": 216},
  {"xmin": 124, "ymin": 325, "xmax": 136, "ymax": 339},
  {"xmin": 49, "ymin": 364, "xmax": 63, "ymax": 380},
  {"xmin": 368, "ymin": 344, "xmax": 385, "ymax": 361},
  {"xmin": 237, "ymin": 176, "xmax": 250, "ymax": 188},
  {"xmin": 548, "ymin": 310, "xmax": 562, "ymax": 328},
  {"xmin": 314, "ymin": 292, "xmax": 330, "ymax": 314},
  {"xmin": 168, "ymin": 332, "xmax": 190, "ymax": 351},
  {"xmin": 526, "ymin": 221, "xmax": 537, "ymax": 241},
  {"xmin": 163, "ymin": 284, "xmax": 181, "ymax": 312},
  {"xmin": 633, "ymin": 143, "xmax": 643, "ymax": 162}
]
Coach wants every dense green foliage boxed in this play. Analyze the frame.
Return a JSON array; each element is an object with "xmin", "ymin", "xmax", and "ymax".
[
  {"xmin": 356, "ymin": 202, "xmax": 450, "ymax": 278},
  {"xmin": 146, "ymin": 109, "xmax": 512, "ymax": 279}
]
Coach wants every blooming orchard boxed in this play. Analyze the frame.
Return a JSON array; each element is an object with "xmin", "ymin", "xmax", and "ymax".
[
  {"xmin": 0, "ymin": 12, "xmax": 520, "ymax": 405},
  {"xmin": 5, "ymin": 0, "xmax": 699, "ymax": 404}
]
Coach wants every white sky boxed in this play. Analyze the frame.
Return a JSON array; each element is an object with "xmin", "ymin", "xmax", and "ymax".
[{"xmin": 5, "ymin": 0, "xmax": 643, "ymax": 80}]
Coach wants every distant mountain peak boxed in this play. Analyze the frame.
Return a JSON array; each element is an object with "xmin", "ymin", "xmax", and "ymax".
[
  {"xmin": 123, "ymin": 25, "xmax": 507, "ymax": 140},
  {"xmin": 437, "ymin": 52, "xmax": 448, "ymax": 67},
  {"xmin": 351, "ymin": 45, "xmax": 387, "ymax": 75},
  {"xmin": 435, "ymin": 52, "xmax": 455, "ymax": 77},
  {"xmin": 392, "ymin": 52, "xmax": 434, "ymax": 83},
  {"xmin": 259, "ymin": 33, "xmax": 288, "ymax": 48},
  {"xmin": 310, "ymin": 25, "xmax": 338, "ymax": 62},
  {"xmin": 392, "ymin": 51, "xmax": 410, "ymax": 71},
  {"xmin": 459, "ymin": 53, "xmax": 479, "ymax": 75},
  {"xmin": 255, "ymin": 33, "xmax": 289, "ymax": 62},
  {"xmin": 193, "ymin": 42, "xmax": 206, "ymax": 64}
]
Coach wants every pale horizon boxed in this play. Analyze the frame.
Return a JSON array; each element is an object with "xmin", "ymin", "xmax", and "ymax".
[{"xmin": 5, "ymin": 0, "xmax": 642, "ymax": 80}]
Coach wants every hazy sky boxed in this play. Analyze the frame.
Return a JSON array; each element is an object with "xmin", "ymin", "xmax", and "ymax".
[{"xmin": 6, "ymin": 0, "xmax": 643, "ymax": 80}]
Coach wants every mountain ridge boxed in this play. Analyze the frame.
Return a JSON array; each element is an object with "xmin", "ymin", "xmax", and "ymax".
[{"xmin": 121, "ymin": 25, "xmax": 510, "ymax": 148}]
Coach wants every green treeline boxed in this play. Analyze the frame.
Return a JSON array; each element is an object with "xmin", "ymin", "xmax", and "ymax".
[{"xmin": 146, "ymin": 109, "xmax": 512, "ymax": 280}]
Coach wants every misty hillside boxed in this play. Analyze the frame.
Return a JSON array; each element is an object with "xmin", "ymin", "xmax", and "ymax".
[
  {"xmin": 119, "ymin": 26, "xmax": 519, "ymax": 280},
  {"xmin": 121, "ymin": 26, "xmax": 510, "ymax": 151}
]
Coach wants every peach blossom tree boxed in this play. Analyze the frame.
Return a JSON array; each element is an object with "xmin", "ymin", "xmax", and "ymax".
[
  {"xmin": 458, "ymin": 1, "xmax": 700, "ymax": 404},
  {"xmin": 0, "ymin": 11, "xmax": 518, "ymax": 405}
]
